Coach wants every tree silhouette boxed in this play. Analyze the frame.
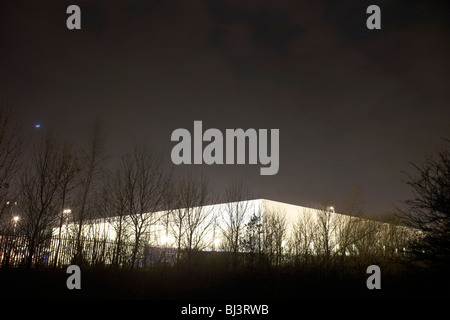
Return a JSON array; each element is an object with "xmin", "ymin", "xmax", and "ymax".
[{"xmin": 401, "ymin": 140, "xmax": 450, "ymax": 269}]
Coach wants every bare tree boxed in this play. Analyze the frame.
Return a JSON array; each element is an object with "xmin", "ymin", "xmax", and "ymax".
[
  {"xmin": 399, "ymin": 140, "xmax": 450, "ymax": 268},
  {"xmin": 291, "ymin": 208, "xmax": 317, "ymax": 266},
  {"xmin": 377, "ymin": 212, "xmax": 415, "ymax": 264},
  {"xmin": 107, "ymin": 166, "xmax": 132, "ymax": 268},
  {"xmin": 159, "ymin": 180, "xmax": 177, "ymax": 265},
  {"xmin": 53, "ymin": 141, "xmax": 78, "ymax": 268},
  {"xmin": 242, "ymin": 211, "xmax": 263, "ymax": 270},
  {"xmin": 72, "ymin": 121, "xmax": 107, "ymax": 266},
  {"xmin": 19, "ymin": 131, "xmax": 69, "ymax": 268},
  {"xmin": 118, "ymin": 147, "xmax": 171, "ymax": 269},
  {"xmin": 221, "ymin": 180, "xmax": 252, "ymax": 272},
  {"xmin": 0, "ymin": 104, "xmax": 24, "ymax": 226},
  {"xmin": 352, "ymin": 218, "xmax": 384, "ymax": 266},
  {"xmin": 89, "ymin": 175, "xmax": 118, "ymax": 267},
  {"xmin": 170, "ymin": 183, "xmax": 187, "ymax": 265},
  {"xmin": 333, "ymin": 187, "xmax": 365, "ymax": 263},
  {"xmin": 314, "ymin": 205, "xmax": 339, "ymax": 269},
  {"xmin": 171, "ymin": 173, "xmax": 214, "ymax": 266},
  {"xmin": 262, "ymin": 209, "xmax": 286, "ymax": 268}
]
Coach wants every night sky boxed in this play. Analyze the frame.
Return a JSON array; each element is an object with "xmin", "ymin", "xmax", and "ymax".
[{"xmin": 1, "ymin": 0, "xmax": 449, "ymax": 215}]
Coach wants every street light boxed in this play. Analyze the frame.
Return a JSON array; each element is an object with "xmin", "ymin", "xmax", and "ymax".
[
  {"xmin": 12, "ymin": 216, "xmax": 20, "ymax": 234},
  {"xmin": 327, "ymin": 206, "xmax": 335, "ymax": 213}
]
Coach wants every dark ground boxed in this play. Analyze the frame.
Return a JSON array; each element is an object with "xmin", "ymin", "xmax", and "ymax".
[{"xmin": 0, "ymin": 265, "xmax": 448, "ymax": 300}]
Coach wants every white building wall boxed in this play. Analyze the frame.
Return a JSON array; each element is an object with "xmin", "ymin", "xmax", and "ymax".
[
  {"xmin": 53, "ymin": 199, "xmax": 264, "ymax": 251},
  {"xmin": 53, "ymin": 199, "xmax": 406, "ymax": 256}
]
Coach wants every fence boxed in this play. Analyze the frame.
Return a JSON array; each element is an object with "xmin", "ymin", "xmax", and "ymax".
[{"xmin": 0, "ymin": 233, "xmax": 177, "ymax": 269}]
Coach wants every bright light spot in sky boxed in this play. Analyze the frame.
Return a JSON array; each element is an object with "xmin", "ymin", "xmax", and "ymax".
[{"xmin": 35, "ymin": 124, "xmax": 41, "ymax": 128}]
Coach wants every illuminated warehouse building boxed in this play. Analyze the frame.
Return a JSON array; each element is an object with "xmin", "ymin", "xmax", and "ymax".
[{"xmin": 51, "ymin": 199, "xmax": 415, "ymax": 267}]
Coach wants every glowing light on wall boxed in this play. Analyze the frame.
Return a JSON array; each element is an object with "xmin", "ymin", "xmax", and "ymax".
[{"xmin": 214, "ymin": 238, "xmax": 221, "ymax": 249}]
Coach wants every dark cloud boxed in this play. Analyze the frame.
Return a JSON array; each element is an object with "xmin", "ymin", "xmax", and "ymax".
[{"xmin": 209, "ymin": 0, "xmax": 303, "ymax": 56}]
